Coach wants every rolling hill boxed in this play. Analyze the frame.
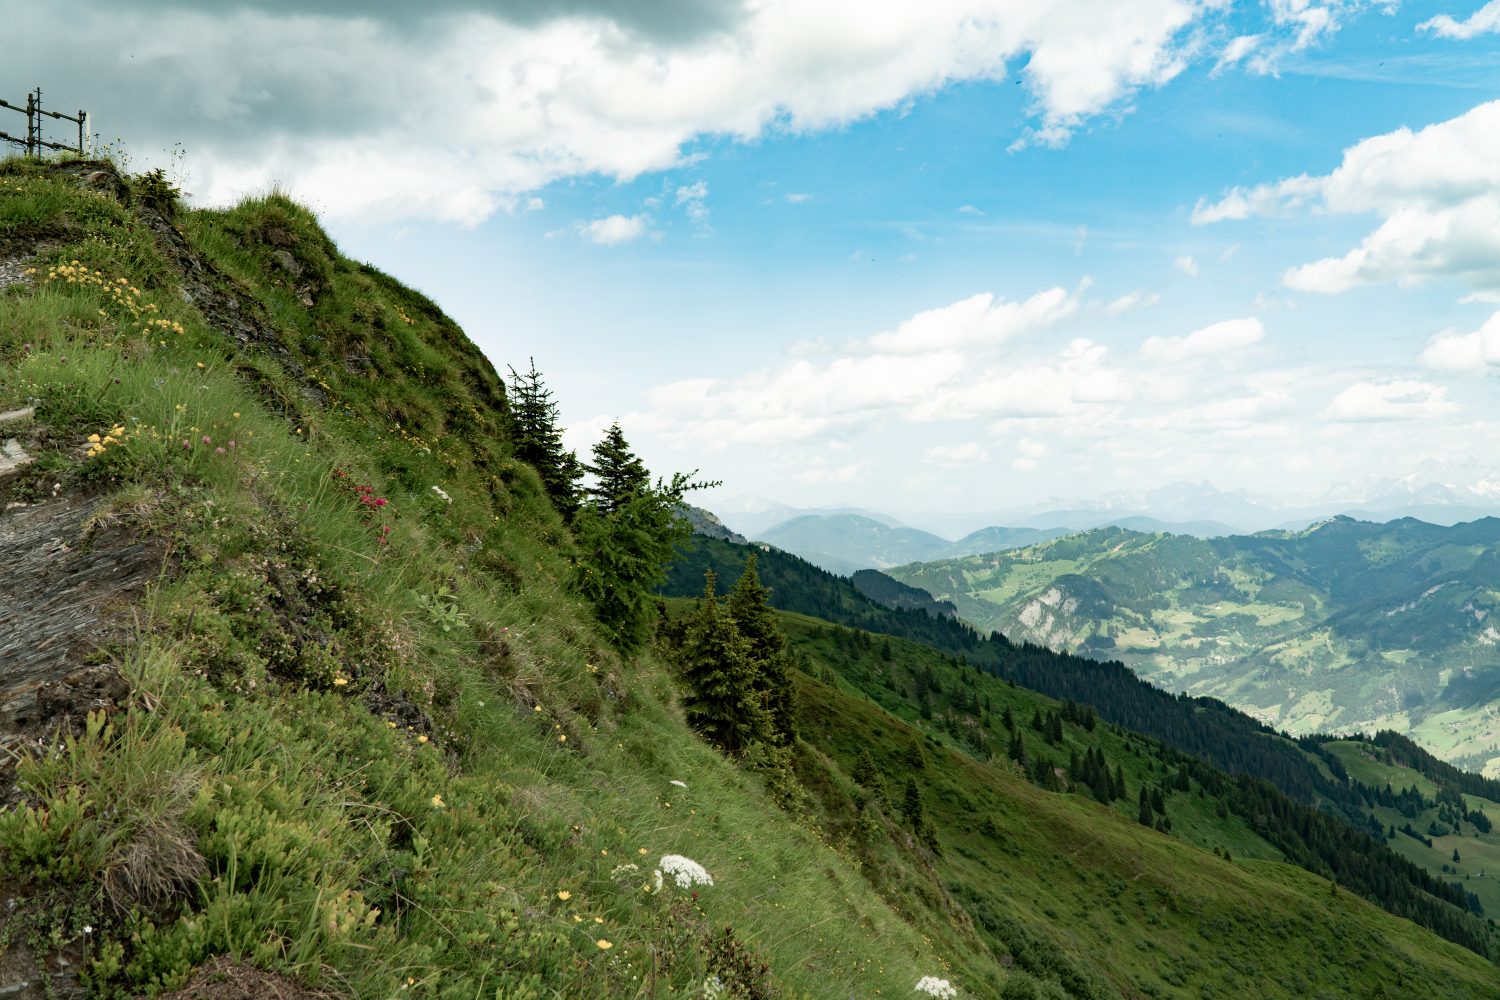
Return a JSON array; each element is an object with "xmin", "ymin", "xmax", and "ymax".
[{"xmin": 887, "ymin": 518, "xmax": 1500, "ymax": 774}]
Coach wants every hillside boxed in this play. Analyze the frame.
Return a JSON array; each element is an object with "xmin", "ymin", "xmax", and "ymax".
[
  {"xmin": 665, "ymin": 533, "xmax": 1500, "ymax": 945},
  {"xmin": 888, "ymin": 519, "xmax": 1500, "ymax": 773},
  {"xmin": 0, "ymin": 158, "xmax": 971, "ymax": 998},
  {"xmin": 4, "ymin": 156, "xmax": 1497, "ymax": 1000},
  {"xmin": 775, "ymin": 618, "xmax": 1500, "ymax": 997}
]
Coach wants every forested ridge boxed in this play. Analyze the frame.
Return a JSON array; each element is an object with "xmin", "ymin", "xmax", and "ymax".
[{"xmin": 663, "ymin": 534, "xmax": 1500, "ymax": 959}]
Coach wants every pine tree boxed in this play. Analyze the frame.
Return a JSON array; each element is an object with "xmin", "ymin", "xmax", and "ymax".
[
  {"xmin": 585, "ymin": 421, "xmax": 650, "ymax": 515},
  {"xmin": 901, "ymin": 778, "xmax": 925, "ymax": 831},
  {"xmin": 679, "ymin": 571, "xmax": 765, "ymax": 757},
  {"xmin": 507, "ymin": 358, "xmax": 582, "ymax": 516},
  {"xmin": 1138, "ymin": 787, "xmax": 1154, "ymax": 826},
  {"xmin": 727, "ymin": 553, "xmax": 797, "ymax": 746}
]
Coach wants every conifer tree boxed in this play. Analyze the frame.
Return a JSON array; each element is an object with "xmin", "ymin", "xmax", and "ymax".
[
  {"xmin": 507, "ymin": 358, "xmax": 582, "ymax": 516},
  {"xmin": 727, "ymin": 553, "xmax": 797, "ymax": 746},
  {"xmin": 585, "ymin": 421, "xmax": 650, "ymax": 515},
  {"xmin": 1138, "ymin": 787, "xmax": 1154, "ymax": 826},
  {"xmin": 901, "ymin": 777, "xmax": 925, "ymax": 831},
  {"xmin": 679, "ymin": 571, "xmax": 765, "ymax": 757}
]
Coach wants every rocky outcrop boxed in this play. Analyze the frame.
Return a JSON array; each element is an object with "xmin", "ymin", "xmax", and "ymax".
[{"xmin": 0, "ymin": 494, "xmax": 159, "ymax": 739}]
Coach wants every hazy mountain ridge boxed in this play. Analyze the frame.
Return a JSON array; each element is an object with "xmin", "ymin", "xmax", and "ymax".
[{"xmin": 889, "ymin": 517, "xmax": 1500, "ymax": 774}]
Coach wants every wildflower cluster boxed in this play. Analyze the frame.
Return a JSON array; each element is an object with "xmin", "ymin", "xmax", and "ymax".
[
  {"xmin": 41, "ymin": 263, "xmax": 159, "ymax": 323},
  {"xmin": 332, "ymin": 468, "xmax": 393, "ymax": 545},
  {"xmin": 658, "ymin": 855, "xmax": 714, "ymax": 890},
  {"xmin": 914, "ymin": 975, "xmax": 958, "ymax": 998},
  {"xmin": 85, "ymin": 424, "xmax": 129, "ymax": 459}
]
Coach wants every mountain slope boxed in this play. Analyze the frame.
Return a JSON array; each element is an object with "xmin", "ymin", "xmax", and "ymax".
[
  {"xmin": 0, "ymin": 158, "xmax": 966, "ymax": 998},
  {"xmin": 889, "ymin": 519, "xmax": 1500, "ymax": 773},
  {"xmin": 755, "ymin": 512, "xmax": 950, "ymax": 574},
  {"xmin": 774, "ymin": 611, "xmax": 1500, "ymax": 996}
]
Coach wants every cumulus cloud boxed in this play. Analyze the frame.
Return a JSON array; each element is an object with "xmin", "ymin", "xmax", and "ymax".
[
  {"xmin": 1194, "ymin": 100, "xmax": 1500, "ymax": 293},
  {"xmin": 1106, "ymin": 290, "xmax": 1161, "ymax": 314},
  {"xmin": 3, "ymin": 0, "xmax": 1246, "ymax": 224},
  {"xmin": 925, "ymin": 442, "xmax": 988, "ymax": 465},
  {"xmin": 1321, "ymin": 379, "xmax": 1456, "ymax": 421},
  {"xmin": 580, "ymin": 213, "xmax": 650, "ymax": 245},
  {"xmin": 863, "ymin": 285, "xmax": 1082, "ymax": 354},
  {"xmin": 1141, "ymin": 317, "xmax": 1264, "ymax": 362},
  {"xmin": 1419, "ymin": 310, "xmax": 1500, "ymax": 372},
  {"xmin": 675, "ymin": 181, "xmax": 710, "ymax": 222},
  {"xmin": 1418, "ymin": 1, "xmax": 1500, "ymax": 39}
]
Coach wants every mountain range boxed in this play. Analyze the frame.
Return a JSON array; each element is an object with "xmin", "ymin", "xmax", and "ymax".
[
  {"xmin": 886, "ymin": 517, "xmax": 1500, "ymax": 776},
  {"xmin": 715, "ymin": 468, "xmax": 1500, "ymax": 544}
]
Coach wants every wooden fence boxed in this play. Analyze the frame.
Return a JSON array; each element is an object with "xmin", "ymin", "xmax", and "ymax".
[{"xmin": 0, "ymin": 87, "xmax": 88, "ymax": 157}]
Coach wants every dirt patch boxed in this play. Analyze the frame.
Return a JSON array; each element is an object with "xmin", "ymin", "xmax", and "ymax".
[
  {"xmin": 151, "ymin": 956, "xmax": 347, "ymax": 1000},
  {"xmin": 0, "ymin": 494, "xmax": 162, "ymax": 739},
  {"xmin": 0, "ymin": 881, "xmax": 89, "ymax": 1000}
]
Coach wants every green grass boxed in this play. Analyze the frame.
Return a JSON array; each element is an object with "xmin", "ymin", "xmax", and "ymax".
[
  {"xmin": 0, "ymin": 157, "xmax": 961, "ymax": 998},
  {"xmin": 4, "ymin": 155, "xmax": 1497, "ymax": 1000}
]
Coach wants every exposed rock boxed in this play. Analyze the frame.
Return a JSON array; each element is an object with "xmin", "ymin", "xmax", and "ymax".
[
  {"xmin": 679, "ymin": 504, "xmax": 748, "ymax": 544},
  {"xmin": 0, "ymin": 439, "xmax": 33, "ymax": 483},
  {"xmin": 0, "ymin": 880, "xmax": 87, "ymax": 1000},
  {"xmin": 0, "ymin": 495, "xmax": 161, "ymax": 738}
]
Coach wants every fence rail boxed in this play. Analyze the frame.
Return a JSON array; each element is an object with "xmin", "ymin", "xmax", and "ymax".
[{"xmin": 0, "ymin": 87, "xmax": 88, "ymax": 157}]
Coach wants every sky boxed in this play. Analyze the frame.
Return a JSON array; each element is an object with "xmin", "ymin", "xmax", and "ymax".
[{"xmin": 9, "ymin": 0, "xmax": 1500, "ymax": 522}]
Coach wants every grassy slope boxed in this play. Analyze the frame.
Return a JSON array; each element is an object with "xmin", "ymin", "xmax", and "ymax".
[
  {"xmin": 655, "ymin": 593, "xmax": 1500, "ymax": 996},
  {"xmin": 776, "ymin": 613, "xmax": 1500, "ymax": 998},
  {"xmin": 0, "ymin": 160, "xmax": 963, "ymax": 998},
  {"xmin": 1321, "ymin": 740, "xmax": 1500, "ymax": 916}
]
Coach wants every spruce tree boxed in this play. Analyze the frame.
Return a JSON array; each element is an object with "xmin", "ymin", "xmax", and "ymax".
[
  {"xmin": 727, "ymin": 553, "xmax": 797, "ymax": 746},
  {"xmin": 679, "ymin": 571, "xmax": 765, "ymax": 757},
  {"xmin": 507, "ymin": 358, "xmax": 582, "ymax": 516},
  {"xmin": 901, "ymin": 777, "xmax": 925, "ymax": 831},
  {"xmin": 1138, "ymin": 787, "xmax": 1154, "ymax": 826},
  {"xmin": 585, "ymin": 421, "xmax": 650, "ymax": 515}
]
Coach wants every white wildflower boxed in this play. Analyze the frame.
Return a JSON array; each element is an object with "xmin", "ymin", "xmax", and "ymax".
[
  {"xmin": 651, "ymin": 869, "xmax": 664, "ymax": 894},
  {"xmin": 659, "ymin": 854, "xmax": 713, "ymax": 889},
  {"xmin": 703, "ymin": 975, "xmax": 726, "ymax": 999},
  {"xmin": 914, "ymin": 976, "xmax": 957, "ymax": 999},
  {"xmin": 609, "ymin": 863, "xmax": 640, "ymax": 882},
  {"xmin": 431, "ymin": 485, "xmax": 452, "ymax": 503},
  {"xmin": 669, "ymin": 779, "xmax": 688, "ymax": 789}
]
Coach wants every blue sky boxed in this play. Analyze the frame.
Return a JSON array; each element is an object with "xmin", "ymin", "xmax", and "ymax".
[{"xmin": 18, "ymin": 0, "xmax": 1500, "ymax": 522}]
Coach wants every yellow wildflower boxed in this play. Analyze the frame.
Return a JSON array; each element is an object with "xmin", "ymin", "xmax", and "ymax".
[
  {"xmin": 430, "ymin": 794, "xmax": 445, "ymax": 808},
  {"xmin": 557, "ymin": 890, "xmax": 571, "ymax": 901}
]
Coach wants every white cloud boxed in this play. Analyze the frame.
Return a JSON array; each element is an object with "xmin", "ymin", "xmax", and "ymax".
[
  {"xmin": 1107, "ymin": 290, "xmax": 1161, "ymax": 314},
  {"xmin": 1012, "ymin": 457, "xmax": 1039, "ymax": 472},
  {"xmin": 1240, "ymin": 0, "xmax": 1369, "ymax": 74},
  {"xmin": 1141, "ymin": 317, "xmax": 1264, "ymax": 362},
  {"xmin": 1214, "ymin": 33, "xmax": 1264, "ymax": 71},
  {"xmin": 580, "ymin": 213, "xmax": 650, "ymax": 245},
  {"xmin": 958, "ymin": 204, "xmax": 985, "ymax": 216},
  {"xmin": 1017, "ymin": 437, "xmax": 1049, "ymax": 458},
  {"xmin": 925, "ymin": 442, "xmax": 988, "ymax": 465},
  {"xmin": 1419, "ymin": 310, "xmax": 1500, "ymax": 372},
  {"xmin": 14, "ymin": 1, "xmax": 1238, "ymax": 224},
  {"xmin": 1194, "ymin": 100, "xmax": 1500, "ymax": 293},
  {"xmin": 524, "ymin": 196, "xmax": 545, "ymax": 211},
  {"xmin": 1321, "ymin": 378, "xmax": 1456, "ymax": 422},
  {"xmin": 863, "ymin": 285, "xmax": 1082, "ymax": 354},
  {"xmin": 1418, "ymin": 1, "xmax": 1500, "ymax": 39},
  {"xmin": 1174, "ymin": 254, "xmax": 1199, "ymax": 277},
  {"xmin": 675, "ymin": 180, "xmax": 710, "ymax": 222},
  {"xmin": 783, "ymin": 192, "xmax": 811, "ymax": 204}
]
